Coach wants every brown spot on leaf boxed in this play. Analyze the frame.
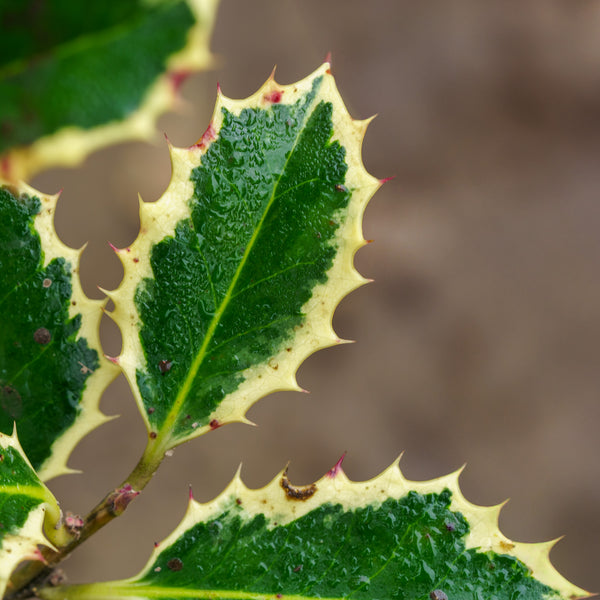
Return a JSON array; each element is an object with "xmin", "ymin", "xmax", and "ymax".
[
  {"xmin": 430, "ymin": 591, "xmax": 448, "ymax": 600},
  {"xmin": 34, "ymin": 327, "xmax": 51, "ymax": 344},
  {"xmin": 167, "ymin": 558, "xmax": 183, "ymax": 572},
  {"xmin": 499, "ymin": 540, "xmax": 515, "ymax": 551},
  {"xmin": 280, "ymin": 468, "xmax": 317, "ymax": 501},
  {"xmin": 1, "ymin": 385, "xmax": 22, "ymax": 419},
  {"xmin": 209, "ymin": 419, "xmax": 220, "ymax": 430},
  {"xmin": 42, "ymin": 278, "xmax": 52, "ymax": 288},
  {"xmin": 293, "ymin": 565, "xmax": 303, "ymax": 573},
  {"xmin": 149, "ymin": 432, "xmax": 157, "ymax": 439}
]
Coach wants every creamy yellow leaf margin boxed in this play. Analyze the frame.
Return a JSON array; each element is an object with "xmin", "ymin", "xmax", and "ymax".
[
  {"xmin": 2, "ymin": 0, "xmax": 219, "ymax": 183},
  {"xmin": 106, "ymin": 62, "xmax": 381, "ymax": 447},
  {"xmin": 151, "ymin": 461, "xmax": 590, "ymax": 600},
  {"xmin": 4, "ymin": 181, "xmax": 119, "ymax": 481},
  {"xmin": 38, "ymin": 461, "xmax": 589, "ymax": 600},
  {"xmin": 0, "ymin": 428, "xmax": 63, "ymax": 599}
]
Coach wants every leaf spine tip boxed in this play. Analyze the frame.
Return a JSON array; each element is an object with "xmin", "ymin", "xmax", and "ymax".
[
  {"xmin": 379, "ymin": 175, "xmax": 396, "ymax": 186},
  {"xmin": 105, "ymin": 355, "xmax": 120, "ymax": 365},
  {"xmin": 326, "ymin": 452, "xmax": 346, "ymax": 478},
  {"xmin": 324, "ymin": 51, "xmax": 332, "ymax": 66},
  {"xmin": 188, "ymin": 485, "xmax": 194, "ymax": 501},
  {"xmin": 192, "ymin": 122, "xmax": 216, "ymax": 149},
  {"xmin": 168, "ymin": 69, "xmax": 191, "ymax": 94},
  {"xmin": 26, "ymin": 547, "xmax": 47, "ymax": 564}
]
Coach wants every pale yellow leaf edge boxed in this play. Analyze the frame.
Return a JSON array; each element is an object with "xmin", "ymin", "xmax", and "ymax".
[{"xmin": 0, "ymin": 0, "xmax": 219, "ymax": 184}]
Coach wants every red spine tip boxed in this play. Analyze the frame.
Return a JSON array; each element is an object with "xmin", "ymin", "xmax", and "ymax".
[
  {"xmin": 327, "ymin": 452, "xmax": 346, "ymax": 478},
  {"xmin": 189, "ymin": 484, "xmax": 194, "ymax": 500},
  {"xmin": 105, "ymin": 355, "xmax": 120, "ymax": 365},
  {"xmin": 192, "ymin": 123, "xmax": 216, "ymax": 150},
  {"xmin": 379, "ymin": 175, "xmax": 396, "ymax": 185},
  {"xmin": 324, "ymin": 51, "xmax": 332, "ymax": 65},
  {"xmin": 216, "ymin": 82, "xmax": 222, "ymax": 94},
  {"xmin": 168, "ymin": 70, "xmax": 190, "ymax": 94},
  {"xmin": 154, "ymin": 541, "xmax": 160, "ymax": 548},
  {"xmin": 108, "ymin": 242, "xmax": 119, "ymax": 253}
]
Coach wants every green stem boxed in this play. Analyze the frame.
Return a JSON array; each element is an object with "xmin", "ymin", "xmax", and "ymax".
[{"xmin": 6, "ymin": 437, "xmax": 169, "ymax": 600}]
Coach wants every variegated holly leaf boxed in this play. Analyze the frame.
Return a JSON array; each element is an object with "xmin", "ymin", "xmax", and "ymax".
[
  {"xmin": 0, "ymin": 428, "xmax": 65, "ymax": 599},
  {"xmin": 0, "ymin": 0, "xmax": 218, "ymax": 183},
  {"xmin": 107, "ymin": 63, "xmax": 381, "ymax": 455},
  {"xmin": 38, "ymin": 459, "xmax": 589, "ymax": 600},
  {"xmin": 0, "ymin": 181, "xmax": 118, "ymax": 481}
]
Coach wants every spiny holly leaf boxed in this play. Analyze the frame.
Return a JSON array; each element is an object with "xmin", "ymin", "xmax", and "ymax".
[
  {"xmin": 39, "ymin": 459, "xmax": 589, "ymax": 600},
  {"xmin": 0, "ymin": 0, "xmax": 218, "ymax": 183},
  {"xmin": 0, "ymin": 428, "xmax": 65, "ymax": 599},
  {"xmin": 0, "ymin": 181, "xmax": 118, "ymax": 481},
  {"xmin": 106, "ymin": 62, "xmax": 381, "ymax": 454}
]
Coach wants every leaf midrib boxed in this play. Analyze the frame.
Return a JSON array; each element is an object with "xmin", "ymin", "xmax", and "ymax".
[
  {"xmin": 158, "ymin": 101, "xmax": 316, "ymax": 444},
  {"xmin": 53, "ymin": 583, "xmax": 347, "ymax": 600}
]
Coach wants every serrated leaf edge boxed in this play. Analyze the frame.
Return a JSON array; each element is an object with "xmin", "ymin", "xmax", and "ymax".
[
  {"xmin": 0, "ymin": 428, "xmax": 60, "ymax": 599},
  {"xmin": 106, "ymin": 62, "xmax": 380, "ymax": 446},
  {"xmin": 139, "ymin": 459, "xmax": 589, "ymax": 600},
  {"xmin": 6, "ymin": 181, "xmax": 120, "ymax": 481},
  {"xmin": 0, "ymin": 0, "xmax": 219, "ymax": 183}
]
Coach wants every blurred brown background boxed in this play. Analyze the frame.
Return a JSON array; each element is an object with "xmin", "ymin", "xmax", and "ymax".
[{"xmin": 33, "ymin": 0, "xmax": 600, "ymax": 594}]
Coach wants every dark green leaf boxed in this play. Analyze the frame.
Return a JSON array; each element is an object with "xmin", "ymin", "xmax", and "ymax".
[{"xmin": 0, "ymin": 183, "xmax": 117, "ymax": 480}]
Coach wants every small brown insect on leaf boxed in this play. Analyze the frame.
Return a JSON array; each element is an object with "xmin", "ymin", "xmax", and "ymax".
[
  {"xmin": 280, "ymin": 468, "xmax": 317, "ymax": 501},
  {"xmin": 158, "ymin": 360, "xmax": 172, "ymax": 374},
  {"xmin": 430, "ymin": 590, "xmax": 448, "ymax": 600}
]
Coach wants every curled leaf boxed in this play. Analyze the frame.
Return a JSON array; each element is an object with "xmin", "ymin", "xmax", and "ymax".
[{"xmin": 0, "ymin": 428, "xmax": 63, "ymax": 598}]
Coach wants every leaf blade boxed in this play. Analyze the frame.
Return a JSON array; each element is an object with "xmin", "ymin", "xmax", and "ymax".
[
  {"xmin": 0, "ymin": 428, "xmax": 62, "ymax": 599},
  {"xmin": 110, "ymin": 63, "xmax": 379, "ymax": 450},
  {"xmin": 0, "ymin": 0, "xmax": 219, "ymax": 182},
  {"xmin": 0, "ymin": 181, "xmax": 118, "ymax": 480},
  {"xmin": 39, "ymin": 461, "xmax": 588, "ymax": 600}
]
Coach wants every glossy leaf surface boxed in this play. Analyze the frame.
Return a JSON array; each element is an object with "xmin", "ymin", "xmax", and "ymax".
[
  {"xmin": 0, "ymin": 0, "xmax": 218, "ymax": 182},
  {"xmin": 0, "ymin": 182, "xmax": 117, "ymax": 481},
  {"xmin": 40, "ymin": 461, "xmax": 587, "ymax": 600},
  {"xmin": 109, "ymin": 63, "xmax": 380, "ymax": 451},
  {"xmin": 0, "ymin": 429, "xmax": 62, "ymax": 599}
]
